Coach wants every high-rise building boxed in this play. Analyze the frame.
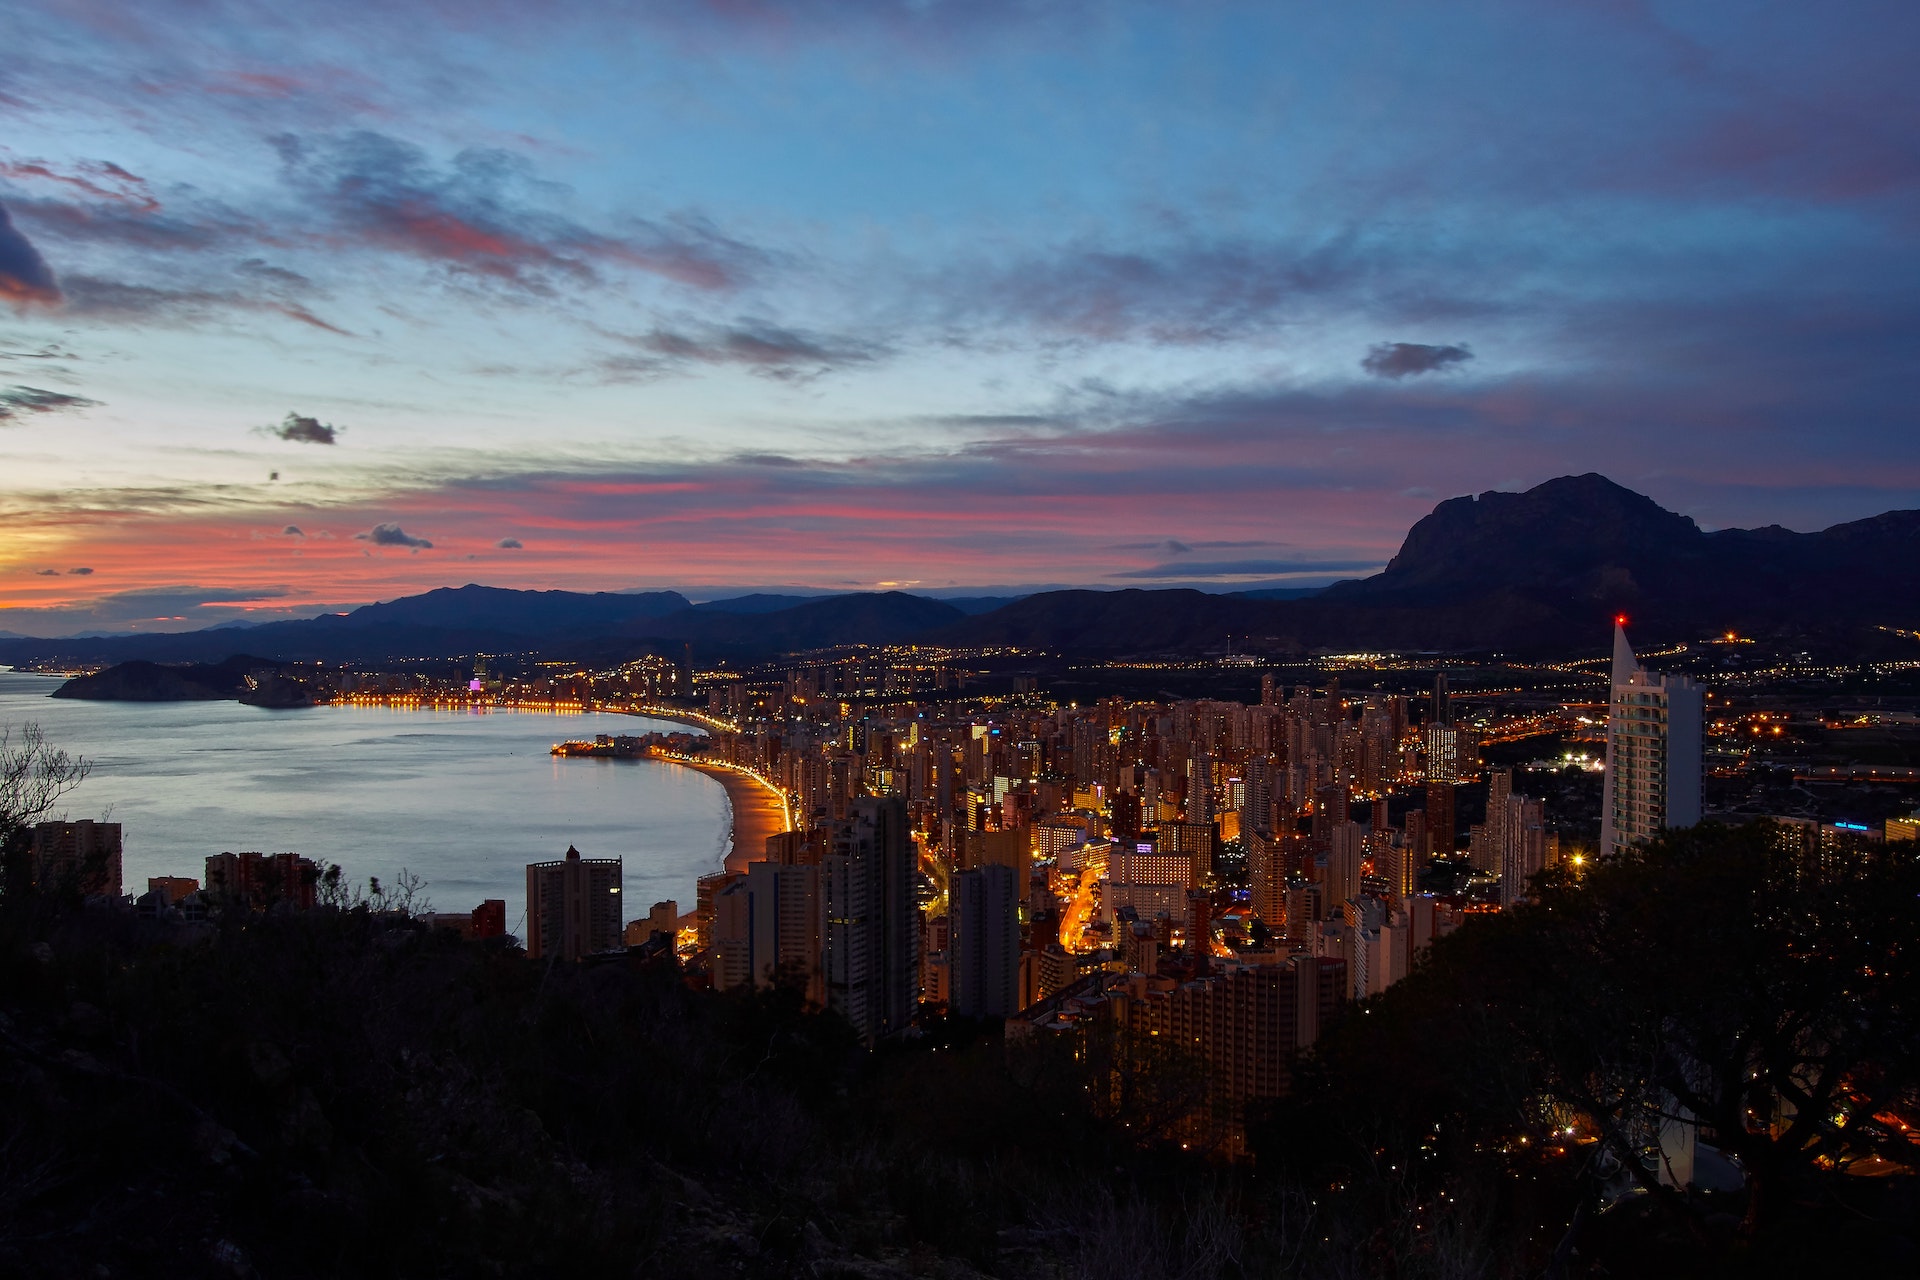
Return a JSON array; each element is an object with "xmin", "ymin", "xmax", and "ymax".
[
  {"xmin": 1500, "ymin": 795, "xmax": 1550, "ymax": 905},
  {"xmin": 958, "ymin": 826, "xmax": 1030, "ymax": 885},
  {"xmin": 1382, "ymin": 836, "xmax": 1417, "ymax": 907},
  {"xmin": 1403, "ymin": 808, "xmax": 1429, "ymax": 864},
  {"xmin": 1425, "ymin": 781, "xmax": 1456, "ymax": 857},
  {"xmin": 1599, "ymin": 621, "xmax": 1703, "ymax": 859},
  {"xmin": 29, "ymin": 820, "xmax": 122, "ymax": 898},
  {"xmin": 525, "ymin": 845, "xmax": 623, "ymax": 961},
  {"xmin": 1107, "ymin": 788, "xmax": 1141, "ymax": 842},
  {"xmin": 711, "ymin": 878, "xmax": 756, "ymax": 990},
  {"xmin": 951, "ymin": 863, "xmax": 1020, "ymax": 1018},
  {"xmin": 711, "ymin": 861, "xmax": 827, "ymax": 1000},
  {"xmin": 752, "ymin": 860, "xmax": 824, "ymax": 1002},
  {"xmin": 1327, "ymin": 821, "xmax": 1365, "ymax": 906},
  {"xmin": 1423, "ymin": 721, "xmax": 1472, "ymax": 782},
  {"xmin": 1247, "ymin": 827, "xmax": 1287, "ymax": 930},
  {"xmin": 826, "ymin": 796, "xmax": 920, "ymax": 1042},
  {"xmin": 1476, "ymin": 768, "xmax": 1513, "ymax": 875},
  {"xmin": 1240, "ymin": 754, "xmax": 1275, "ymax": 838},
  {"xmin": 1186, "ymin": 751, "xmax": 1215, "ymax": 823}
]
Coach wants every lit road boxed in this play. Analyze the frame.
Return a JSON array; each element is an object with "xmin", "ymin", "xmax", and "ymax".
[{"xmin": 1058, "ymin": 847, "xmax": 1108, "ymax": 953}]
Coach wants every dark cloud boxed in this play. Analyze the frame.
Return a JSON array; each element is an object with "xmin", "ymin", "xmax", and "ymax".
[
  {"xmin": 354, "ymin": 522, "xmax": 432, "ymax": 549},
  {"xmin": 4, "ymin": 194, "xmax": 235, "ymax": 254},
  {"xmin": 58, "ymin": 275, "xmax": 351, "ymax": 335},
  {"xmin": 495, "ymin": 537, "xmax": 522, "ymax": 548},
  {"xmin": 273, "ymin": 131, "xmax": 763, "ymax": 292},
  {"xmin": 940, "ymin": 237, "xmax": 1380, "ymax": 345},
  {"xmin": 235, "ymin": 258, "xmax": 311, "ymax": 288},
  {"xmin": 0, "ymin": 584, "xmax": 309, "ymax": 637},
  {"xmin": 282, "ymin": 525, "xmax": 305, "ymax": 537},
  {"xmin": 67, "ymin": 566, "xmax": 94, "ymax": 575},
  {"xmin": 33, "ymin": 568, "xmax": 58, "ymax": 576},
  {"xmin": 0, "ymin": 202, "xmax": 61, "ymax": 306},
  {"xmin": 266, "ymin": 412, "xmax": 339, "ymax": 445},
  {"xmin": 602, "ymin": 322, "xmax": 887, "ymax": 383},
  {"xmin": 0, "ymin": 157, "xmax": 269, "ymax": 260},
  {"xmin": 729, "ymin": 452, "xmax": 806, "ymax": 467},
  {"xmin": 0, "ymin": 384, "xmax": 102, "ymax": 421},
  {"xmin": 1362, "ymin": 342, "xmax": 1474, "ymax": 379},
  {"xmin": 1111, "ymin": 538, "xmax": 1276, "ymax": 552}
]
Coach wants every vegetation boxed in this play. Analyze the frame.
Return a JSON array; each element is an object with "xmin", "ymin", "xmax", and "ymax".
[
  {"xmin": 1261, "ymin": 822, "xmax": 1920, "ymax": 1276},
  {"xmin": 2, "ymin": 724, "xmax": 1914, "ymax": 1276}
]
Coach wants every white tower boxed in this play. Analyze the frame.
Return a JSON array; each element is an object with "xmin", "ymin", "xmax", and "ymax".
[{"xmin": 1599, "ymin": 620, "xmax": 1702, "ymax": 859}]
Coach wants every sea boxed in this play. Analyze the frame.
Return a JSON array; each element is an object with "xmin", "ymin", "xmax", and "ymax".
[{"xmin": 0, "ymin": 669, "xmax": 731, "ymax": 937}]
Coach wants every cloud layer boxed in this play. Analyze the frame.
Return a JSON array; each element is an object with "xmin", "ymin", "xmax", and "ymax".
[
  {"xmin": 0, "ymin": 0, "xmax": 1917, "ymax": 629},
  {"xmin": 0, "ymin": 384, "xmax": 100, "ymax": 420},
  {"xmin": 1362, "ymin": 343, "xmax": 1473, "ymax": 379},
  {"xmin": 0, "ymin": 203, "xmax": 60, "ymax": 306},
  {"xmin": 355, "ymin": 523, "xmax": 432, "ymax": 549},
  {"xmin": 267, "ymin": 412, "xmax": 339, "ymax": 444}
]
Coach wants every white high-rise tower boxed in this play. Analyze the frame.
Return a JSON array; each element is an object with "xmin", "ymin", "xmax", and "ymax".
[{"xmin": 1599, "ymin": 620, "xmax": 1702, "ymax": 859}]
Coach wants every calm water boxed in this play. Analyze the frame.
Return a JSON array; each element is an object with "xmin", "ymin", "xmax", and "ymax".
[{"xmin": 0, "ymin": 670, "xmax": 729, "ymax": 936}]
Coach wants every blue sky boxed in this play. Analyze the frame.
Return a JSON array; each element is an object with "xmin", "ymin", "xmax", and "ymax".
[{"xmin": 1, "ymin": 0, "xmax": 1917, "ymax": 633}]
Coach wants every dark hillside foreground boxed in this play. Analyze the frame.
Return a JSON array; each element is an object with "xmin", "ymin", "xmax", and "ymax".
[{"xmin": 1, "ymin": 823, "xmax": 1913, "ymax": 1277}]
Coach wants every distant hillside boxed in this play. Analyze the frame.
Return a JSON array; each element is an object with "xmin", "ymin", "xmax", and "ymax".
[
  {"xmin": 936, "ymin": 475, "xmax": 1920, "ymax": 654},
  {"xmin": 315, "ymin": 584, "xmax": 691, "ymax": 634},
  {"xmin": 1318, "ymin": 473, "xmax": 1920, "ymax": 641},
  {"xmin": 632, "ymin": 592, "xmax": 966, "ymax": 649},
  {"xmin": 0, "ymin": 589, "xmax": 963, "ymax": 668},
  {"xmin": 6, "ymin": 476, "xmax": 1918, "ymax": 666},
  {"xmin": 691, "ymin": 594, "xmax": 825, "ymax": 614},
  {"xmin": 51, "ymin": 655, "xmax": 266, "ymax": 701}
]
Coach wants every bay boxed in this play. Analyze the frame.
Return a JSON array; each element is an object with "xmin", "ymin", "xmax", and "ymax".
[{"xmin": 0, "ymin": 669, "xmax": 729, "ymax": 936}]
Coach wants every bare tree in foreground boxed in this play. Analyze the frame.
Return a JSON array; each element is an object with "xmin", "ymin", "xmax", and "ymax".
[
  {"xmin": 0, "ymin": 722, "xmax": 91, "ymax": 841},
  {"xmin": 0, "ymin": 723, "xmax": 94, "ymax": 905}
]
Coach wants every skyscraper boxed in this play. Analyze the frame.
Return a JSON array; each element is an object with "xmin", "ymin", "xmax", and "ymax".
[
  {"xmin": 1476, "ymin": 768, "xmax": 1513, "ymax": 875},
  {"xmin": 951, "ymin": 863, "xmax": 1020, "ymax": 1018},
  {"xmin": 1500, "ymin": 794, "xmax": 1550, "ymax": 905},
  {"xmin": 29, "ymin": 820, "xmax": 122, "ymax": 898},
  {"xmin": 1247, "ymin": 826, "xmax": 1287, "ymax": 931},
  {"xmin": 525, "ymin": 845, "xmax": 623, "ymax": 961},
  {"xmin": 826, "ymin": 795, "xmax": 920, "ymax": 1041},
  {"xmin": 1425, "ymin": 781, "xmax": 1457, "ymax": 857},
  {"xmin": 1327, "ymin": 821, "xmax": 1365, "ymax": 907},
  {"xmin": 1600, "ymin": 621, "xmax": 1703, "ymax": 859}
]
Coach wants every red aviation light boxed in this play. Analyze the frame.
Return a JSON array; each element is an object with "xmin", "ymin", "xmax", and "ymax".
[{"xmin": 1614, "ymin": 614, "xmax": 1628, "ymax": 626}]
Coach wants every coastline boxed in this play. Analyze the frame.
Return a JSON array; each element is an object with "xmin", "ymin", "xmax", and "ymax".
[{"xmin": 658, "ymin": 756, "xmax": 791, "ymax": 874}]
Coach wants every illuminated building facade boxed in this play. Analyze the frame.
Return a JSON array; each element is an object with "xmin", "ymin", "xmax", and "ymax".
[{"xmin": 1599, "ymin": 622, "xmax": 1703, "ymax": 859}]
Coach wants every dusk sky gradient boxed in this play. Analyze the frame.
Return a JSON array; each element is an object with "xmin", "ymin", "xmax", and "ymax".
[{"xmin": 2, "ymin": 0, "xmax": 1918, "ymax": 634}]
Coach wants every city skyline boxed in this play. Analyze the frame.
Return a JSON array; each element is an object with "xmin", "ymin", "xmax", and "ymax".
[{"xmin": 4, "ymin": 1, "xmax": 1919, "ymax": 634}]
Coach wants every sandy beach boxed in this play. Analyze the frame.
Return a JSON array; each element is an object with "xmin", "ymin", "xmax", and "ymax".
[{"xmin": 660, "ymin": 758, "xmax": 791, "ymax": 874}]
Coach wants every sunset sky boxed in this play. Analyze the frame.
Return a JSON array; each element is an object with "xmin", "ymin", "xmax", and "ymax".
[{"xmin": 3, "ymin": 1, "xmax": 1918, "ymax": 634}]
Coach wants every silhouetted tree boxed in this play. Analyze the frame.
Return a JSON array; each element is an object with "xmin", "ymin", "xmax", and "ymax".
[
  {"xmin": 1271, "ymin": 821, "xmax": 1920, "ymax": 1271},
  {"xmin": 0, "ymin": 722, "xmax": 92, "ymax": 907}
]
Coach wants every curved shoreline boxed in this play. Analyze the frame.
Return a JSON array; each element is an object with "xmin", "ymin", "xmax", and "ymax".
[{"xmin": 656, "ymin": 757, "xmax": 791, "ymax": 875}]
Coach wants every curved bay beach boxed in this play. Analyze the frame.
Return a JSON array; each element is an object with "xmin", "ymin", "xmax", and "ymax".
[
  {"xmin": 657, "ymin": 756, "xmax": 791, "ymax": 874},
  {"xmin": 609, "ymin": 706, "xmax": 791, "ymax": 875}
]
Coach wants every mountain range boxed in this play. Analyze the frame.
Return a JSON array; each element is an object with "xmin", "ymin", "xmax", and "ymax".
[{"xmin": 5, "ymin": 474, "xmax": 1917, "ymax": 667}]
